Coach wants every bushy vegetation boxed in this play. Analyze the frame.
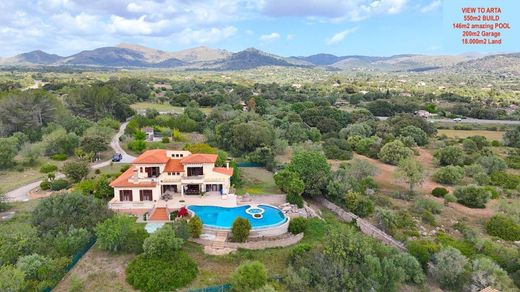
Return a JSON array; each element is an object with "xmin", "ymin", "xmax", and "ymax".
[
  {"xmin": 230, "ymin": 261, "xmax": 268, "ymax": 292},
  {"xmin": 485, "ymin": 215, "xmax": 520, "ymax": 241},
  {"xmin": 288, "ymin": 217, "xmax": 307, "ymax": 234},
  {"xmin": 95, "ymin": 214, "xmax": 148, "ymax": 253},
  {"xmin": 454, "ymin": 185, "xmax": 492, "ymax": 208},
  {"xmin": 231, "ymin": 217, "xmax": 251, "ymax": 242},
  {"xmin": 431, "ymin": 187, "xmax": 449, "ymax": 197},
  {"xmin": 432, "ymin": 165, "xmax": 464, "ymax": 185}
]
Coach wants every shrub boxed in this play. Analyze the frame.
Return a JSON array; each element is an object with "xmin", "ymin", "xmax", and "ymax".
[
  {"xmin": 143, "ymin": 224, "xmax": 183, "ymax": 257},
  {"xmin": 413, "ymin": 198, "xmax": 443, "ymax": 215},
  {"xmin": 188, "ymin": 216, "xmax": 203, "ymax": 238},
  {"xmin": 434, "ymin": 146, "xmax": 465, "ymax": 166},
  {"xmin": 50, "ymin": 153, "xmax": 68, "ymax": 161},
  {"xmin": 431, "ymin": 187, "xmax": 449, "ymax": 197},
  {"xmin": 491, "ymin": 140, "xmax": 501, "ymax": 147},
  {"xmin": 0, "ymin": 265, "xmax": 25, "ymax": 292},
  {"xmin": 49, "ymin": 179, "xmax": 69, "ymax": 191},
  {"xmin": 430, "ymin": 247, "xmax": 468, "ymax": 289},
  {"xmin": 444, "ymin": 194, "xmax": 457, "ymax": 205},
  {"xmin": 172, "ymin": 220, "xmax": 191, "ymax": 240},
  {"xmin": 161, "ymin": 137, "xmax": 170, "ymax": 143},
  {"xmin": 288, "ymin": 217, "xmax": 307, "ymax": 234},
  {"xmin": 323, "ymin": 138, "xmax": 352, "ymax": 160},
  {"xmin": 94, "ymin": 169, "xmax": 101, "ymax": 174},
  {"xmin": 287, "ymin": 193, "xmax": 304, "ymax": 208},
  {"xmin": 345, "ymin": 191, "xmax": 374, "ymax": 217},
  {"xmin": 406, "ymin": 240, "xmax": 439, "ymax": 270},
  {"xmin": 477, "ymin": 155, "xmax": 508, "ymax": 174},
  {"xmin": 231, "ymin": 217, "xmax": 251, "ymax": 242},
  {"xmin": 40, "ymin": 180, "xmax": 50, "ymax": 190},
  {"xmin": 40, "ymin": 163, "xmax": 58, "ymax": 173},
  {"xmin": 454, "ymin": 185, "xmax": 491, "ymax": 208},
  {"xmin": 490, "ymin": 171, "xmax": 520, "ymax": 190},
  {"xmin": 126, "ymin": 251, "xmax": 197, "ymax": 292},
  {"xmin": 432, "ymin": 166, "xmax": 464, "ymax": 185},
  {"xmin": 230, "ymin": 261, "xmax": 268, "ymax": 292},
  {"xmin": 95, "ymin": 215, "xmax": 149, "ymax": 253},
  {"xmin": 399, "ymin": 125, "xmax": 428, "ymax": 146},
  {"xmin": 62, "ymin": 160, "xmax": 89, "ymax": 182},
  {"xmin": 485, "ymin": 215, "xmax": 520, "ymax": 241}
]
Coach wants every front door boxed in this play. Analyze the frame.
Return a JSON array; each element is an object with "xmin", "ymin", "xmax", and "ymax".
[{"xmin": 185, "ymin": 184, "xmax": 200, "ymax": 195}]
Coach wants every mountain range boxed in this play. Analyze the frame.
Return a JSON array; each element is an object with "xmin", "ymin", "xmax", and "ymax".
[{"xmin": 1, "ymin": 43, "xmax": 519, "ymax": 73}]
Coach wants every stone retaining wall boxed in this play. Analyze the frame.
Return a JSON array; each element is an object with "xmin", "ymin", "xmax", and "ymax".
[
  {"xmin": 317, "ymin": 198, "xmax": 406, "ymax": 251},
  {"xmin": 191, "ymin": 233, "xmax": 304, "ymax": 250}
]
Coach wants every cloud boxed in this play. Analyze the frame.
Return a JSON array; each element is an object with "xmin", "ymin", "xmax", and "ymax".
[
  {"xmin": 326, "ymin": 27, "xmax": 358, "ymax": 45},
  {"xmin": 259, "ymin": 0, "xmax": 408, "ymax": 21},
  {"xmin": 287, "ymin": 34, "xmax": 294, "ymax": 41},
  {"xmin": 175, "ymin": 26, "xmax": 238, "ymax": 44},
  {"xmin": 259, "ymin": 32, "xmax": 280, "ymax": 42},
  {"xmin": 420, "ymin": 0, "xmax": 441, "ymax": 13}
]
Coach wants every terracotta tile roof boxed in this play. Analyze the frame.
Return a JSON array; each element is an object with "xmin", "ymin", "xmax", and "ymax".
[
  {"xmin": 164, "ymin": 159, "xmax": 184, "ymax": 172},
  {"xmin": 213, "ymin": 167, "xmax": 234, "ymax": 176},
  {"xmin": 110, "ymin": 167, "xmax": 157, "ymax": 188},
  {"xmin": 133, "ymin": 149, "xmax": 169, "ymax": 164},
  {"xmin": 181, "ymin": 153, "xmax": 218, "ymax": 164}
]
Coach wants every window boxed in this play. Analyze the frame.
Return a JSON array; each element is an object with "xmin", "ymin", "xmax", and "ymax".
[
  {"xmin": 140, "ymin": 190, "xmax": 153, "ymax": 201},
  {"xmin": 187, "ymin": 167, "xmax": 203, "ymax": 177},
  {"xmin": 119, "ymin": 190, "xmax": 133, "ymax": 201},
  {"xmin": 144, "ymin": 167, "xmax": 160, "ymax": 178}
]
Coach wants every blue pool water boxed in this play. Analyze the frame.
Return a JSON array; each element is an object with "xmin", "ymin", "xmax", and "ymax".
[{"xmin": 188, "ymin": 205, "xmax": 287, "ymax": 229}]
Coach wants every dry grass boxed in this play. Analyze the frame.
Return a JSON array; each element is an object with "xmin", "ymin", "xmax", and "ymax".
[
  {"xmin": 437, "ymin": 129, "xmax": 504, "ymax": 141},
  {"xmin": 54, "ymin": 246, "xmax": 136, "ymax": 292}
]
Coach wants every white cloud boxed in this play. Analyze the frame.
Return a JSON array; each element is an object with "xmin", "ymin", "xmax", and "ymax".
[
  {"xmin": 175, "ymin": 26, "xmax": 238, "ymax": 44},
  {"xmin": 109, "ymin": 15, "xmax": 173, "ymax": 35},
  {"xmin": 326, "ymin": 27, "xmax": 358, "ymax": 45},
  {"xmin": 420, "ymin": 0, "xmax": 441, "ymax": 13},
  {"xmin": 259, "ymin": 32, "xmax": 280, "ymax": 42}
]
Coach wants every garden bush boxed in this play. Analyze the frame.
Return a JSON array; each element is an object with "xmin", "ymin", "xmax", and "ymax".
[
  {"xmin": 39, "ymin": 163, "xmax": 58, "ymax": 173},
  {"xmin": 288, "ymin": 217, "xmax": 307, "ymax": 234},
  {"xmin": 143, "ymin": 224, "xmax": 183, "ymax": 258},
  {"xmin": 287, "ymin": 192, "xmax": 304, "ymax": 208},
  {"xmin": 126, "ymin": 251, "xmax": 197, "ymax": 292},
  {"xmin": 485, "ymin": 215, "xmax": 520, "ymax": 241},
  {"xmin": 406, "ymin": 240, "xmax": 439, "ymax": 270},
  {"xmin": 161, "ymin": 137, "xmax": 170, "ymax": 143},
  {"xmin": 49, "ymin": 179, "xmax": 69, "ymax": 191},
  {"xmin": 454, "ymin": 185, "xmax": 491, "ymax": 208},
  {"xmin": 95, "ymin": 214, "xmax": 149, "ymax": 253},
  {"xmin": 490, "ymin": 171, "xmax": 520, "ymax": 190},
  {"xmin": 345, "ymin": 191, "xmax": 374, "ymax": 217},
  {"xmin": 40, "ymin": 180, "xmax": 50, "ymax": 190},
  {"xmin": 231, "ymin": 217, "xmax": 251, "ymax": 242},
  {"xmin": 230, "ymin": 261, "xmax": 268, "ymax": 292},
  {"xmin": 431, "ymin": 187, "xmax": 449, "ymax": 197},
  {"xmin": 432, "ymin": 166, "xmax": 464, "ymax": 185},
  {"xmin": 188, "ymin": 216, "xmax": 203, "ymax": 238},
  {"xmin": 172, "ymin": 220, "xmax": 190, "ymax": 240},
  {"xmin": 50, "ymin": 153, "xmax": 68, "ymax": 161}
]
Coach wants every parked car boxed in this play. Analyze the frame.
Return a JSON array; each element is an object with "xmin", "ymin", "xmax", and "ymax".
[
  {"xmin": 112, "ymin": 153, "xmax": 123, "ymax": 162},
  {"xmin": 453, "ymin": 118, "xmax": 462, "ymax": 122}
]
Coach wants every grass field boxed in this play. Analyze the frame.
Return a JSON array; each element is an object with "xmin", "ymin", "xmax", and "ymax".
[
  {"xmin": 235, "ymin": 167, "xmax": 281, "ymax": 195},
  {"xmin": 130, "ymin": 102, "xmax": 212, "ymax": 114},
  {"xmin": 437, "ymin": 129, "xmax": 504, "ymax": 140}
]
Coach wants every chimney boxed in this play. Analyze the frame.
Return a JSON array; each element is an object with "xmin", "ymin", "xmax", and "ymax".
[{"xmin": 226, "ymin": 160, "xmax": 230, "ymax": 169}]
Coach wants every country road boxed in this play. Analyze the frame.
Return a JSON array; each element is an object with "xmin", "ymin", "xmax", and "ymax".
[
  {"xmin": 377, "ymin": 116, "xmax": 520, "ymax": 125},
  {"xmin": 5, "ymin": 122, "xmax": 135, "ymax": 202}
]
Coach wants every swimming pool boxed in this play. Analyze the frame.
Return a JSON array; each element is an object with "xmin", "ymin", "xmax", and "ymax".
[{"xmin": 187, "ymin": 205, "xmax": 287, "ymax": 229}]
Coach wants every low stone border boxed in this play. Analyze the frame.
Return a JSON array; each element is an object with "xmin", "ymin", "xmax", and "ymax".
[
  {"xmin": 190, "ymin": 233, "xmax": 304, "ymax": 251},
  {"xmin": 28, "ymin": 187, "xmax": 53, "ymax": 199}
]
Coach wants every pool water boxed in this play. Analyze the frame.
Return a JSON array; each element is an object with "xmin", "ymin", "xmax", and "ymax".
[{"xmin": 188, "ymin": 205, "xmax": 287, "ymax": 229}]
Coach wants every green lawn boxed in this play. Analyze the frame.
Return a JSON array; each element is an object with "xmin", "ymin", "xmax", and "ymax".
[
  {"xmin": 130, "ymin": 102, "xmax": 212, "ymax": 114},
  {"xmin": 235, "ymin": 167, "xmax": 281, "ymax": 195},
  {"xmin": 94, "ymin": 163, "xmax": 131, "ymax": 176},
  {"xmin": 437, "ymin": 129, "xmax": 505, "ymax": 141}
]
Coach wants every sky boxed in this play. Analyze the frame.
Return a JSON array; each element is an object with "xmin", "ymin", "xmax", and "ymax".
[{"xmin": 0, "ymin": 0, "xmax": 518, "ymax": 57}]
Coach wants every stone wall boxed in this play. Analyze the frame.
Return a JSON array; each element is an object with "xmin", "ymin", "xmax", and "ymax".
[
  {"xmin": 191, "ymin": 233, "xmax": 304, "ymax": 250},
  {"xmin": 317, "ymin": 198, "xmax": 406, "ymax": 251}
]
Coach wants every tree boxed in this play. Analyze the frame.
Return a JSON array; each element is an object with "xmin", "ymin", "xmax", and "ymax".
[
  {"xmin": 503, "ymin": 126, "xmax": 520, "ymax": 148},
  {"xmin": 95, "ymin": 214, "xmax": 148, "ymax": 253},
  {"xmin": 378, "ymin": 140, "xmax": 413, "ymax": 165},
  {"xmin": 399, "ymin": 125, "xmax": 428, "ymax": 146},
  {"xmin": 323, "ymin": 138, "xmax": 352, "ymax": 160},
  {"xmin": 485, "ymin": 215, "xmax": 520, "ymax": 241},
  {"xmin": 32, "ymin": 192, "xmax": 112, "ymax": 235},
  {"xmin": 434, "ymin": 146, "xmax": 465, "ymax": 166},
  {"xmin": 430, "ymin": 247, "xmax": 468, "ymax": 289},
  {"xmin": 143, "ymin": 224, "xmax": 183, "ymax": 258},
  {"xmin": 288, "ymin": 150, "xmax": 331, "ymax": 197},
  {"xmin": 477, "ymin": 155, "xmax": 507, "ymax": 174},
  {"xmin": 395, "ymin": 158, "xmax": 426, "ymax": 193},
  {"xmin": 231, "ymin": 217, "xmax": 251, "ymax": 242},
  {"xmin": 184, "ymin": 143, "xmax": 217, "ymax": 154},
  {"xmin": 0, "ymin": 222, "xmax": 38, "ymax": 265},
  {"xmin": 188, "ymin": 216, "xmax": 203, "ymax": 238},
  {"xmin": 80, "ymin": 135, "xmax": 108, "ymax": 161},
  {"xmin": 19, "ymin": 142, "xmax": 43, "ymax": 166},
  {"xmin": 230, "ymin": 261, "xmax": 268, "ymax": 292},
  {"xmin": 344, "ymin": 192, "xmax": 374, "ymax": 217},
  {"xmin": 0, "ymin": 265, "xmax": 25, "ymax": 292},
  {"xmin": 62, "ymin": 160, "xmax": 89, "ymax": 182},
  {"xmin": 0, "ymin": 137, "xmax": 18, "ymax": 169}
]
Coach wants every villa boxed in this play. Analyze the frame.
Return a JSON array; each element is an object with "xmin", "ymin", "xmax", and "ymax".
[{"xmin": 109, "ymin": 149, "xmax": 235, "ymax": 215}]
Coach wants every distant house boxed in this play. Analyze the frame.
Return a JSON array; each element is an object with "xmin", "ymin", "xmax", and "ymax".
[
  {"xmin": 142, "ymin": 127, "xmax": 154, "ymax": 141},
  {"xmin": 415, "ymin": 110, "xmax": 431, "ymax": 118},
  {"xmin": 153, "ymin": 83, "xmax": 172, "ymax": 90}
]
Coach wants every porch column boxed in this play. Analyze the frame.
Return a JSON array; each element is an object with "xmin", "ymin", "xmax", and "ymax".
[{"xmin": 180, "ymin": 184, "xmax": 184, "ymax": 197}]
